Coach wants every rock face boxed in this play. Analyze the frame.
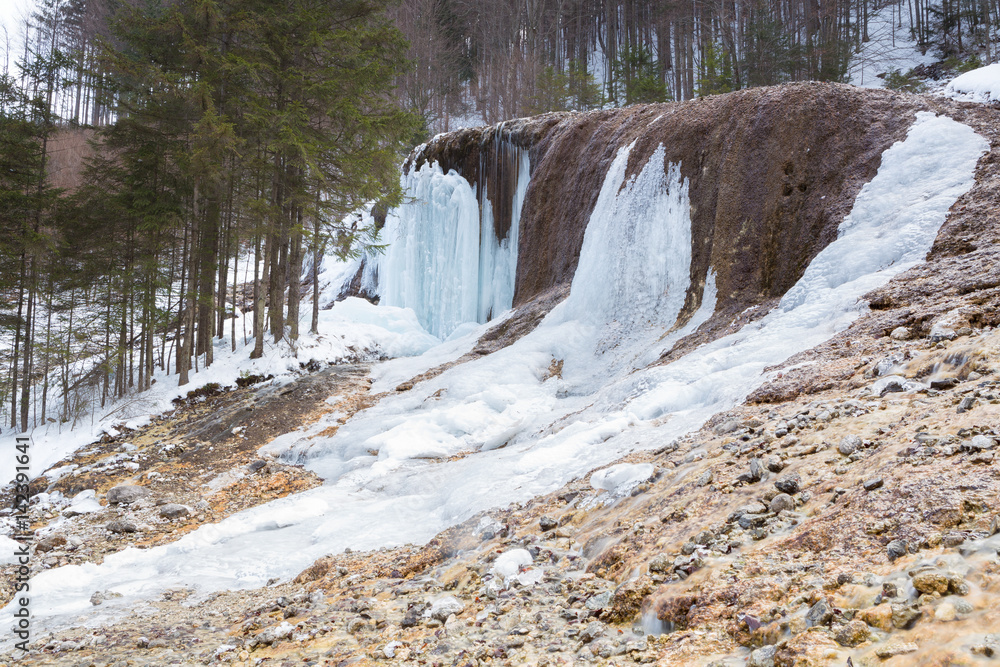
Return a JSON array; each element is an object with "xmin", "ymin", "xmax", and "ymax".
[{"xmin": 406, "ymin": 83, "xmax": 924, "ymax": 335}]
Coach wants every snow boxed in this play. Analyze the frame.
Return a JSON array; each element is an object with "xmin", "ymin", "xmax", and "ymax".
[
  {"xmin": 0, "ymin": 293, "xmax": 440, "ymax": 490},
  {"xmin": 65, "ymin": 490, "xmax": 102, "ymax": 515},
  {"xmin": 0, "ymin": 112, "xmax": 987, "ymax": 645},
  {"xmin": 367, "ymin": 313, "xmax": 507, "ymax": 394},
  {"xmin": 943, "ymin": 63, "xmax": 1000, "ymax": 103},
  {"xmin": 0, "ymin": 535, "xmax": 23, "ymax": 565}
]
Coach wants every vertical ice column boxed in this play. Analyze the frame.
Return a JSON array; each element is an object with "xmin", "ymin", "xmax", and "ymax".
[
  {"xmin": 377, "ymin": 138, "xmax": 530, "ymax": 338},
  {"xmin": 478, "ymin": 147, "xmax": 529, "ymax": 322},
  {"xmin": 378, "ymin": 163, "xmax": 482, "ymax": 338},
  {"xmin": 564, "ymin": 143, "xmax": 692, "ymax": 333}
]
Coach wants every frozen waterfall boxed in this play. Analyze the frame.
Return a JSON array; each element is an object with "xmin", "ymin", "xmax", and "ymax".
[{"xmin": 376, "ymin": 138, "xmax": 530, "ymax": 339}]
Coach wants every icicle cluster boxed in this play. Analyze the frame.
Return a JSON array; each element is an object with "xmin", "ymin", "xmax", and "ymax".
[{"xmin": 375, "ymin": 130, "xmax": 530, "ymax": 338}]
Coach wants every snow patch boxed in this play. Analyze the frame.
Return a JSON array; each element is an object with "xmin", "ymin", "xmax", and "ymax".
[
  {"xmin": 943, "ymin": 63, "xmax": 1000, "ymax": 103},
  {"xmin": 0, "ymin": 536, "xmax": 22, "ymax": 565},
  {"xmin": 66, "ymin": 490, "xmax": 102, "ymax": 515}
]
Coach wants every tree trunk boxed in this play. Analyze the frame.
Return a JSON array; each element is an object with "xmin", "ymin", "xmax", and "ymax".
[
  {"xmin": 286, "ymin": 208, "xmax": 304, "ymax": 341},
  {"xmin": 311, "ymin": 212, "xmax": 321, "ymax": 335},
  {"xmin": 19, "ymin": 259, "xmax": 35, "ymax": 432},
  {"xmin": 250, "ymin": 234, "xmax": 269, "ymax": 359},
  {"xmin": 10, "ymin": 254, "xmax": 25, "ymax": 430}
]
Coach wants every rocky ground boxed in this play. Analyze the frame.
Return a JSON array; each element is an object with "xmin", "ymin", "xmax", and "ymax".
[
  {"xmin": 4, "ymin": 305, "xmax": 1000, "ymax": 667},
  {"xmin": 4, "ymin": 87, "xmax": 1000, "ymax": 666},
  {"xmin": 0, "ymin": 364, "xmax": 373, "ymax": 608}
]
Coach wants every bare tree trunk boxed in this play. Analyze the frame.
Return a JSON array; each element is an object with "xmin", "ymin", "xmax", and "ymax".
[
  {"xmin": 19, "ymin": 259, "xmax": 35, "ymax": 432},
  {"xmin": 311, "ymin": 211, "xmax": 322, "ymax": 335},
  {"xmin": 251, "ymin": 234, "xmax": 269, "ymax": 359},
  {"xmin": 286, "ymin": 207, "xmax": 304, "ymax": 341},
  {"xmin": 178, "ymin": 223, "xmax": 197, "ymax": 387},
  {"xmin": 10, "ymin": 253, "xmax": 25, "ymax": 429}
]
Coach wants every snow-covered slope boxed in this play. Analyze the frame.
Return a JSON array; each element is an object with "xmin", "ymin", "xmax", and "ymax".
[
  {"xmin": 847, "ymin": 1, "xmax": 937, "ymax": 87},
  {"xmin": 0, "ymin": 296, "xmax": 440, "ymax": 492}
]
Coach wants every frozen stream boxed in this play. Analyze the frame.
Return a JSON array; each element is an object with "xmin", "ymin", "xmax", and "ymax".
[{"xmin": 0, "ymin": 112, "xmax": 987, "ymax": 642}]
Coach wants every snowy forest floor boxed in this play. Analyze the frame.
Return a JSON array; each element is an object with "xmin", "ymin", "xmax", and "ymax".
[{"xmin": 0, "ymin": 363, "xmax": 376, "ymax": 606}]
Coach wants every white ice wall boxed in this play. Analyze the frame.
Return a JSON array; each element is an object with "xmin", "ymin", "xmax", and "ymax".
[{"xmin": 563, "ymin": 143, "xmax": 691, "ymax": 330}]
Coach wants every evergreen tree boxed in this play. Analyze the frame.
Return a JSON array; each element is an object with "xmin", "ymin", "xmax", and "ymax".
[{"xmin": 612, "ymin": 45, "xmax": 669, "ymax": 105}]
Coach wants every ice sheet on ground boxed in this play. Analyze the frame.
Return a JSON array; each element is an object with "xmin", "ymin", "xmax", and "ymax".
[
  {"xmin": 368, "ymin": 315, "xmax": 505, "ymax": 394},
  {"xmin": 0, "ymin": 536, "xmax": 23, "ymax": 565},
  {"xmin": 942, "ymin": 63, "xmax": 1000, "ymax": 103},
  {"xmin": 66, "ymin": 490, "xmax": 102, "ymax": 515},
  {"xmin": 1, "ymin": 113, "xmax": 987, "ymax": 646},
  {"xmin": 590, "ymin": 463, "xmax": 655, "ymax": 492},
  {"xmin": 517, "ymin": 568, "xmax": 545, "ymax": 586}
]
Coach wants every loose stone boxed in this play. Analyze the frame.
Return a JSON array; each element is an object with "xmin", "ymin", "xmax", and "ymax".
[
  {"xmin": 159, "ymin": 503, "xmax": 190, "ymax": 519},
  {"xmin": 862, "ymin": 477, "xmax": 883, "ymax": 491},
  {"xmin": 769, "ymin": 493, "xmax": 796, "ymax": 514},
  {"xmin": 774, "ymin": 473, "xmax": 801, "ymax": 494},
  {"xmin": 106, "ymin": 519, "xmax": 138, "ymax": 534},
  {"xmin": 876, "ymin": 642, "xmax": 918, "ymax": 659},
  {"xmin": 838, "ymin": 435, "xmax": 861, "ymax": 456},
  {"xmin": 106, "ymin": 485, "xmax": 150, "ymax": 505},
  {"xmin": 886, "ymin": 539, "xmax": 908, "ymax": 562}
]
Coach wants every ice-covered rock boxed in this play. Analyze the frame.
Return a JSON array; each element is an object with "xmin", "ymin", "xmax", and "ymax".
[
  {"xmin": 868, "ymin": 375, "xmax": 924, "ymax": 397},
  {"xmin": 62, "ymin": 490, "xmax": 102, "ymax": 517},
  {"xmin": 427, "ymin": 595, "xmax": 465, "ymax": 621},
  {"xmin": 590, "ymin": 463, "xmax": 655, "ymax": 493},
  {"xmin": 383, "ymin": 641, "xmax": 404, "ymax": 658},
  {"xmin": 475, "ymin": 516, "xmax": 504, "ymax": 540},
  {"xmin": 491, "ymin": 549, "xmax": 533, "ymax": 581},
  {"xmin": 252, "ymin": 621, "xmax": 294, "ymax": 646},
  {"xmin": 517, "ymin": 568, "xmax": 544, "ymax": 586}
]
